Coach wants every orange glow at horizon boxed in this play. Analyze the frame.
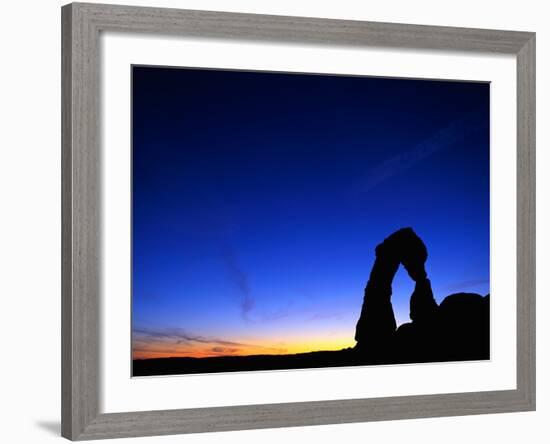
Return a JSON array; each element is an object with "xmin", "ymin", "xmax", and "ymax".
[{"xmin": 132, "ymin": 335, "xmax": 356, "ymax": 360}]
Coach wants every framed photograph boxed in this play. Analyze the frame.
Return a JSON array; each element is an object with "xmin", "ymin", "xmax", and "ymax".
[{"xmin": 61, "ymin": 2, "xmax": 535, "ymax": 440}]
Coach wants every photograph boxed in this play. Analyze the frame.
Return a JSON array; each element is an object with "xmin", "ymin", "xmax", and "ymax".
[{"xmin": 131, "ymin": 66, "xmax": 490, "ymax": 377}]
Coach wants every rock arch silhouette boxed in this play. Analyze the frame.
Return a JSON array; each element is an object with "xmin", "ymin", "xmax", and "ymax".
[
  {"xmin": 354, "ymin": 228, "xmax": 489, "ymax": 362},
  {"xmin": 133, "ymin": 227, "xmax": 490, "ymax": 377},
  {"xmin": 355, "ymin": 228, "xmax": 437, "ymax": 349}
]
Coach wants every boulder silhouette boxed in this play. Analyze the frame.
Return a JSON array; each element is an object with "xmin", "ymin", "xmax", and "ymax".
[{"xmin": 354, "ymin": 228, "xmax": 489, "ymax": 363}]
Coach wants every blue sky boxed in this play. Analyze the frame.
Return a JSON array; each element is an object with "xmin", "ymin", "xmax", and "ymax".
[{"xmin": 131, "ymin": 66, "xmax": 490, "ymax": 358}]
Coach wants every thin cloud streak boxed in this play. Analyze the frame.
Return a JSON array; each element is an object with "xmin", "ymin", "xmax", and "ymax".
[
  {"xmin": 133, "ymin": 326, "xmax": 287, "ymax": 354},
  {"xmin": 133, "ymin": 327, "xmax": 247, "ymax": 347},
  {"xmin": 220, "ymin": 244, "xmax": 255, "ymax": 321},
  {"xmin": 354, "ymin": 108, "xmax": 488, "ymax": 193}
]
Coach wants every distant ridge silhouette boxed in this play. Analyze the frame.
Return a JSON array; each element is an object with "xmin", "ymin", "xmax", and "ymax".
[{"xmin": 133, "ymin": 228, "xmax": 489, "ymax": 376}]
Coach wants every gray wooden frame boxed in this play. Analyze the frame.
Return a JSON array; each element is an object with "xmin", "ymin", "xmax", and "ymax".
[{"xmin": 61, "ymin": 2, "xmax": 536, "ymax": 440}]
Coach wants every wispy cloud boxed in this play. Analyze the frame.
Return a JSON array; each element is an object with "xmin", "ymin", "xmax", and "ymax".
[
  {"xmin": 218, "ymin": 245, "xmax": 296, "ymax": 324},
  {"xmin": 220, "ymin": 244, "xmax": 255, "ymax": 321},
  {"xmin": 133, "ymin": 326, "xmax": 287, "ymax": 355},
  {"xmin": 240, "ymin": 295, "xmax": 255, "ymax": 322},
  {"xmin": 211, "ymin": 346, "xmax": 239, "ymax": 354},
  {"xmin": 133, "ymin": 327, "xmax": 247, "ymax": 347},
  {"xmin": 354, "ymin": 108, "xmax": 488, "ymax": 193}
]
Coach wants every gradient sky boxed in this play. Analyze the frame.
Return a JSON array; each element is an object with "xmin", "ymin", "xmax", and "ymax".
[{"xmin": 132, "ymin": 66, "xmax": 490, "ymax": 360}]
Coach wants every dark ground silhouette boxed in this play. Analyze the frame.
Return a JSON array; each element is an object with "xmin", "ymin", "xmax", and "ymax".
[{"xmin": 133, "ymin": 228, "xmax": 489, "ymax": 377}]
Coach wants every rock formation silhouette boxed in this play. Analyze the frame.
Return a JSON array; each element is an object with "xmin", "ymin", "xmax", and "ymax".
[
  {"xmin": 133, "ymin": 227, "xmax": 490, "ymax": 376},
  {"xmin": 354, "ymin": 227, "xmax": 489, "ymax": 363}
]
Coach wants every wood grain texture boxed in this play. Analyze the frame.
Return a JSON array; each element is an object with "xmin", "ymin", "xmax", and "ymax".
[
  {"xmin": 61, "ymin": 2, "xmax": 536, "ymax": 440},
  {"xmin": 61, "ymin": 4, "xmax": 74, "ymax": 438},
  {"xmin": 516, "ymin": 34, "xmax": 536, "ymax": 410},
  {"xmin": 62, "ymin": 3, "xmax": 101, "ymax": 439},
  {"xmin": 76, "ymin": 390, "xmax": 531, "ymax": 440},
  {"xmin": 74, "ymin": 2, "xmax": 532, "ymax": 53}
]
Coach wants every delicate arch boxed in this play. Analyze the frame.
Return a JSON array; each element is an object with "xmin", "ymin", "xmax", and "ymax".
[{"xmin": 354, "ymin": 228, "xmax": 438, "ymax": 350}]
